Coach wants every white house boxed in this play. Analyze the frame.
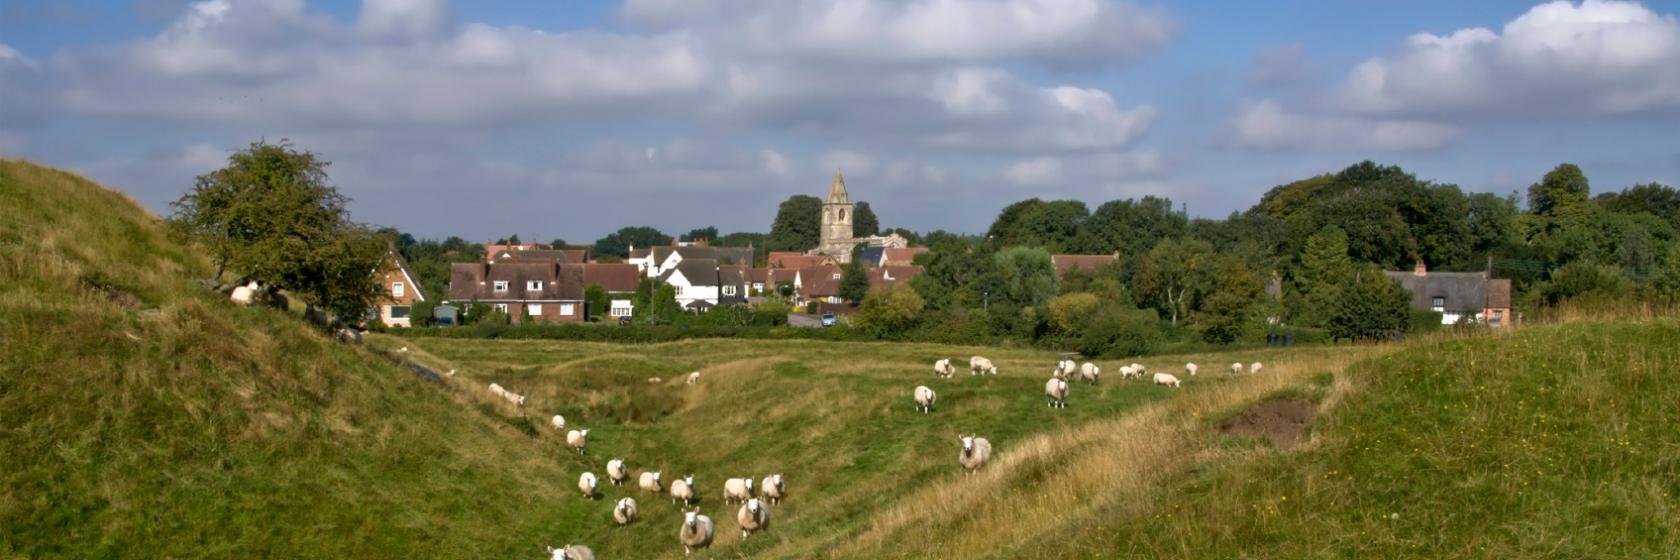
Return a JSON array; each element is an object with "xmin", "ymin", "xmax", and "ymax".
[{"xmin": 661, "ymin": 258, "xmax": 721, "ymax": 311}]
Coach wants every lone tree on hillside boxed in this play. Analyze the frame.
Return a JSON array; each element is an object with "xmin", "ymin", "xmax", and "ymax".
[{"xmin": 169, "ymin": 139, "xmax": 385, "ymax": 320}]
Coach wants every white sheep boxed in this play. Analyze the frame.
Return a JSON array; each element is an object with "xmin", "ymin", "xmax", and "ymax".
[
  {"xmin": 613, "ymin": 497, "xmax": 638, "ymax": 526},
  {"xmin": 1045, "ymin": 378, "xmax": 1069, "ymax": 408},
  {"xmin": 1130, "ymin": 363, "xmax": 1145, "ymax": 376},
  {"xmin": 501, "ymin": 389, "xmax": 527, "ymax": 407},
  {"xmin": 760, "ymin": 473, "xmax": 784, "ymax": 505},
  {"xmin": 398, "ymin": 346, "xmax": 408, "ymax": 353},
  {"xmin": 578, "ymin": 471, "xmax": 598, "ymax": 499},
  {"xmin": 1232, "ymin": 362, "xmax": 1243, "ymax": 374},
  {"xmin": 1118, "ymin": 365, "xmax": 1135, "ymax": 380},
  {"xmin": 737, "ymin": 498, "xmax": 770, "ymax": 539},
  {"xmin": 333, "ymin": 327, "xmax": 362, "ymax": 344},
  {"xmin": 1250, "ymin": 362, "xmax": 1264, "ymax": 374},
  {"xmin": 687, "ymin": 371, "xmax": 701, "ymax": 385},
  {"xmin": 488, "ymin": 383, "xmax": 507, "ymax": 398},
  {"xmin": 551, "ymin": 415, "xmax": 566, "ymax": 431},
  {"xmin": 670, "ymin": 474, "xmax": 696, "ymax": 506},
  {"xmin": 639, "ymin": 471, "xmax": 664, "ymax": 494},
  {"xmin": 446, "ymin": 369, "xmax": 456, "ymax": 377},
  {"xmin": 933, "ymin": 358, "xmax": 956, "ymax": 378},
  {"xmin": 679, "ymin": 510, "xmax": 714, "ymax": 555},
  {"xmin": 914, "ymin": 385, "xmax": 937, "ymax": 414},
  {"xmin": 648, "ymin": 377, "xmax": 662, "ymax": 383},
  {"xmin": 1052, "ymin": 359, "xmax": 1076, "ymax": 380},
  {"xmin": 1079, "ymin": 362, "xmax": 1101, "ymax": 385},
  {"xmin": 1185, "ymin": 363, "xmax": 1199, "ymax": 376},
  {"xmin": 606, "ymin": 458, "xmax": 628, "ymax": 486},
  {"xmin": 969, "ymin": 356, "xmax": 998, "ymax": 376},
  {"xmin": 1153, "ymin": 372, "xmax": 1182, "ymax": 388},
  {"xmin": 547, "ymin": 544, "xmax": 594, "ymax": 560},
  {"xmin": 723, "ymin": 477, "xmax": 755, "ymax": 504},
  {"xmin": 229, "ymin": 281, "xmax": 260, "ymax": 305},
  {"xmin": 566, "ymin": 429, "xmax": 589, "ymax": 455},
  {"xmin": 958, "ymin": 434, "xmax": 992, "ymax": 474}
]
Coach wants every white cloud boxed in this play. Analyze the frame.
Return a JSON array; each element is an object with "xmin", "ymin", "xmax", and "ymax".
[
  {"xmin": 1249, "ymin": 43, "xmax": 1307, "ymax": 85},
  {"xmin": 818, "ymin": 150, "xmax": 875, "ymax": 177},
  {"xmin": 358, "ymin": 0, "xmax": 452, "ymax": 39},
  {"xmin": 1004, "ymin": 157, "xmax": 1063, "ymax": 185},
  {"xmin": 1230, "ymin": 99, "xmax": 1459, "ymax": 152}
]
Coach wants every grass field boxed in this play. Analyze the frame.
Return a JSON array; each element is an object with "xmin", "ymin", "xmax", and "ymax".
[{"xmin": 4, "ymin": 158, "xmax": 1677, "ymax": 559}]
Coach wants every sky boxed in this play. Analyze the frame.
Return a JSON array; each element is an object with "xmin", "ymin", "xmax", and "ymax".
[{"xmin": 2, "ymin": 0, "xmax": 1678, "ymax": 244}]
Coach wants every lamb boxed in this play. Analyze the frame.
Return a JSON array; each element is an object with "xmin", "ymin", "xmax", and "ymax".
[
  {"xmin": 639, "ymin": 471, "xmax": 664, "ymax": 494},
  {"xmin": 1079, "ymin": 362, "xmax": 1101, "ymax": 385},
  {"xmin": 547, "ymin": 544, "xmax": 595, "ymax": 560},
  {"xmin": 229, "ymin": 281, "xmax": 260, "ymax": 305},
  {"xmin": 606, "ymin": 458, "xmax": 628, "ymax": 486},
  {"xmin": 578, "ymin": 471, "xmax": 598, "ymax": 499},
  {"xmin": 1250, "ymin": 361, "xmax": 1264, "ymax": 374},
  {"xmin": 969, "ymin": 356, "xmax": 998, "ymax": 375},
  {"xmin": 670, "ymin": 474, "xmax": 696, "ymax": 506},
  {"xmin": 679, "ymin": 510, "xmax": 714, "ymax": 555},
  {"xmin": 687, "ymin": 371, "xmax": 701, "ymax": 385},
  {"xmin": 958, "ymin": 434, "xmax": 992, "ymax": 474},
  {"xmin": 933, "ymin": 358, "xmax": 956, "ymax": 378},
  {"xmin": 1045, "ymin": 378, "xmax": 1069, "ymax": 408},
  {"xmin": 551, "ymin": 415, "xmax": 566, "ymax": 431},
  {"xmin": 1153, "ymin": 372, "xmax": 1182, "ymax": 388},
  {"xmin": 1232, "ymin": 362, "xmax": 1243, "ymax": 374},
  {"xmin": 566, "ymin": 429, "xmax": 590, "ymax": 455},
  {"xmin": 723, "ymin": 477, "xmax": 755, "ymax": 504},
  {"xmin": 1185, "ymin": 363, "xmax": 1199, "ymax": 376},
  {"xmin": 914, "ymin": 385, "xmax": 937, "ymax": 414},
  {"xmin": 613, "ymin": 497, "xmax": 638, "ymax": 526},
  {"xmin": 760, "ymin": 473, "xmax": 784, "ymax": 505},
  {"xmin": 737, "ymin": 498, "xmax": 771, "ymax": 539},
  {"xmin": 501, "ymin": 389, "xmax": 527, "ymax": 407}
]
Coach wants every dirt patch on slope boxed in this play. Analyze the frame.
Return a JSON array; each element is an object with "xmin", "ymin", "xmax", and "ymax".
[{"xmin": 1217, "ymin": 398, "xmax": 1318, "ymax": 450}]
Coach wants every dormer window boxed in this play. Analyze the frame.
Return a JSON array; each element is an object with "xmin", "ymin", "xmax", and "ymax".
[
  {"xmin": 493, "ymin": 280, "xmax": 509, "ymax": 292},
  {"xmin": 391, "ymin": 282, "xmax": 405, "ymax": 298},
  {"xmin": 527, "ymin": 280, "xmax": 544, "ymax": 291}
]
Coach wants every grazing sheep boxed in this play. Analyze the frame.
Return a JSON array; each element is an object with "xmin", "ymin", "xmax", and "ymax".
[
  {"xmin": 1153, "ymin": 372, "xmax": 1182, "ymax": 388},
  {"xmin": 969, "ymin": 356, "xmax": 998, "ymax": 376},
  {"xmin": 648, "ymin": 377, "xmax": 662, "ymax": 384},
  {"xmin": 613, "ymin": 497, "xmax": 638, "ymax": 526},
  {"xmin": 578, "ymin": 472, "xmax": 598, "ymax": 499},
  {"xmin": 229, "ymin": 281, "xmax": 260, "ymax": 306},
  {"xmin": 639, "ymin": 471, "xmax": 664, "ymax": 494},
  {"xmin": 679, "ymin": 510, "xmax": 714, "ymax": 555},
  {"xmin": 760, "ymin": 473, "xmax": 784, "ymax": 505},
  {"xmin": 914, "ymin": 385, "xmax": 937, "ymax": 414},
  {"xmin": 1045, "ymin": 378, "xmax": 1069, "ymax": 408},
  {"xmin": 687, "ymin": 371, "xmax": 701, "ymax": 385},
  {"xmin": 723, "ymin": 477, "xmax": 755, "ymax": 504},
  {"xmin": 488, "ymin": 383, "xmax": 507, "ymax": 398},
  {"xmin": 1130, "ymin": 363, "xmax": 1145, "ymax": 376},
  {"xmin": 1232, "ymin": 362, "xmax": 1243, "ymax": 374},
  {"xmin": 501, "ymin": 389, "xmax": 527, "ymax": 407},
  {"xmin": 933, "ymin": 358, "xmax": 956, "ymax": 378},
  {"xmin": 958, "ymin": 434, "xmax": 992, "ymax": 474},
  {"xmin": 1079, "ymin": 362, "xmax": 1101, "ymax": 385},
  {"xmin": 737, "ymin": 498, "xmax": 770, "ymax": 539},
  {"xmin": 333, "ymin": 327, "xmax": 362, "ymax": 344},
  {"xmin": 446, "ymin": 369, "xmax": 456, "ymax": 377},
  {"xmin": 607, "ymin": 459, "xmax": 628, "ymax": 486},
  {"xmin": 551, "ymin": 415, "xmax": 566, "ymax": 431},
  {"xmin": 398, "ymin": 346, "xmax": 408, "ymax": 353},
  {"xmin": 1250, "ymin": 362, "xmax": 1264, "ymax": 374},
  {"xmin": 671, "ymin": 474, "xmax": 696, "ymax": 506},
  {"xmin": 1185, "ymin": 363, "xmax": 1199, "ymax": 376},
  {"xmin": 566, "ymin": 429, "xmax": 590, "ymax": 455},
  {"xmin": 1052, "ymin": 359, "xmax": 1076, "ymax": 380},
  {"xmin": 547, "ymin": 544, "xmax": 594, "ymax": 560},
  {"xmin": 1118, "ymin": 365, "xmax": 1135, "ymax": 380}
]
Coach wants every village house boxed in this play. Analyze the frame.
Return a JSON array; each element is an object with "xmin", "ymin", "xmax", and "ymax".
[
  {"xmin": 583, "ymin": 263, "xmax": 641, "ymax": 320},
  {"xmin": 768, "ymin": 251, "xmax": 837, "ymax": 270},
  {"xmin": 793, "ymin": 265, "xmax": 844, "ymax": 306},
  {"xmin": 661, "ymin": 258, "xmax": 721, "ymax": 311},
  {"xmin": 449, "ymin": 261, "xmax": 586, "ymax": 323},
  {"xmin": 371, "ymin": 250, "xmax": 425, "ymax": 327},
  {"xmin": 1051, "ymin": 254, "xmax": 1118, "ymax": 278},
  {"xmin": 1383, "ymin": 262, "xmax": 1514, "ymax": 327}
]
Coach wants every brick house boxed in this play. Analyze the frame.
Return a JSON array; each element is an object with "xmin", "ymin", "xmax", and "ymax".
[
  {"xmin": 371, "ymin": 250, "xmax": 426, "ymax": 327},
  {"xmin": 449, "ymin": 261, "xmax": 586, "ymax": 323},
  {"xmin": 583, "ymin": 263, "xmax": 641, "ymax": 320}
]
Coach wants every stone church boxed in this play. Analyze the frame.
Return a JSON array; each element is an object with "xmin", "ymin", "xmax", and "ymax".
[{"xmin": 809, "ymin": 171, "xmax": 908, "ymax": 264}]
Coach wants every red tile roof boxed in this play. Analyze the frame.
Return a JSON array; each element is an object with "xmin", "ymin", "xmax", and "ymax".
[
  {"xmin": 881, "ymin": 247, "xmax": 927, "ymax": 266},
  {"xmin": 796, "ymin": 265, "xmax": 844, "ymax": 297},
  {"xmin": 582, "ymin": 263, "xmax": 641, "ymax": 293},
  {"xmin": 768, "ymin": 252, "xmax": 837, "ymax": 269},
  {"xmin": 1052, "ymin": 254, "xmax": 1117, "ymax": 277},
  {"xmin": 868, "ymin": 265, "xmax": 923, "ymax": 289}
]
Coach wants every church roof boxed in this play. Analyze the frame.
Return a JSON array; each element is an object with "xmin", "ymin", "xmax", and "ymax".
[{"xmin": 826, "ymin": 170, "xmax": 851, "ymax": 205}]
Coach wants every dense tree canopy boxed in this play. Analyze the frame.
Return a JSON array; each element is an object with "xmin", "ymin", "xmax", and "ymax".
[
  {"xmin": 852, "ymin": 201, "xmax": 880, "ymax": 237},
  {"xmin": 767, "ymin": 195, "xmax": 823, "ymax": 252},
  {"xmin": 591, "ymin": 226, "xmax": 672, "ymax": 258}
]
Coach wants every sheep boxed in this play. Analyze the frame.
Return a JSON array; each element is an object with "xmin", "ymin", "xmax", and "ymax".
[
  {"xmin": 737, "ymin": 498, "xmax": 770, "ymax": 539},
  {"xmin": 1185, "ymin": 362, "xmax": 1199, "ymax": 376},
  {"xmin": 446, "ymin": 369, "xmax": 456, "ymax": 377},
  {"xmin": 1153, "ymin": 372, "xmax": 1182, "ymax": 388},
  {"xmin": 639, "ymin": 471, "xmax": 664, "ymax": 494},
  {"xmin": 229, "ymin": 281, "xmax": 260, "ymax": 305},
  {"xmin": 723, "ymin": 477, "xmax": 755, "ymax": 504},
  {"xmin": 488, "ymin": 383, "xmax": 507, "ymax": 398},
  {"xmin": 1079, "ymin": 362, "xmax": 1101, "ymax": 385},
  {"xmin": 969, "ymin": 356, "xmax": 998, "ymax": 376},
  {"xmin": 687, "ymin": 371, "xmax": 701, "ymax": 385},
  {"xmin": 670, "ymin": 474, "xmax": 696, "ymax": 506},
  {"xmin": 1054, "ymin": 359, "xmax": 1077, "ymax": 380},
  {"xmin": 566, "ymin": 429, "xmax": 590, "ymax": 455},
  {"xmin": 760, "ymin": 473, "xmax": 784, "ymax": 505},
  {"xmin": 1130, "ymin": 363, "xmax": 1145, "ymax": 376},
  {"xmin": 333, "ymin": 327, "xmax": 362, "ymax": 344},
  {"xmin": 933, "ymin": 358, "xmax": 956, "ymax": 378},
  {"xmin": 679, "ymin": 510, "xmax": 714, "ymax": 555},
  {"xmin": 501, "ymin": 389, "xmax": 527, "ymax": 407},
  {"xmin": 613, "ymin": 497, "xmax": 638, "ymax": 526},
  {"xmin": 1118, "ymin": 365, "xmax": 1135, "ymax": 380},
  {"xmin": 547, "ymin": 544, "xmax": 595, "ymax": 560},
  {"xmin": 551, "ymin": 415, "xmax": 566, "ymax": 431},
  {"xmin": 1250, "ymin": 362, "xmax": 1264, "ymax": 374},
  {"xmin": 262, "ymin": 288, "xmax": 288, "ymax": 311},
  {"xmin": 648, "ymin": 377, "xmax": 662, "ymax": 384},
  {"xmin": 959, "ymin": 434, "xmax": 992, "ymax": 474},
  {"xmin": 577, "ymin": 471, "xmax": 599, "ymax": 499},
  {"xmin": 606, "ymin": 458, "xmax": 628, "ymax": 486},
  {"xmin": 914, "ymin": 385, "xmax": 937, "ymax": 414},
  {"xmin": 1045, "ymin": 378, "xmax": 1069, "ymax": 408},
  {"xmin": 1232, "ymin": 362, "xmax": 1243, "ymax": 374},
  {"xmin": 398, "ymin": 346, "xmax": 408, "ymax": 353}
]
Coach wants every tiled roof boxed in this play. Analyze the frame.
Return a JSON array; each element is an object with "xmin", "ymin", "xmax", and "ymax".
[
  {"xmin": 583, "ymin": 263, "xmax": 641, "ymax": 293},
  {"xmin": 1486, "ymin": 279, "xmax": 1512, "ymax": 308},
  {"xmin": 450, "ymin": 262, "xmax": 585, "ymax": 302},
  {"xmin": 1382, "ymin": 270, "xmax": 1491, "ymax": 312},
  {"xmin": 769, "ymin": 252, "xmax": 835, "ymax": 269},
  {"xmin": 665, "ymin": 259, "xmax": 720, "ymax": 287},
  {"xmin": 868, "ymin": 265, "xmax": 923, "ymax": 289},
  {"xmin": 1051, "ymin": 254, "xmax": 1117, "ymax": 276},
  {"xmin": 491, "ymin": 249, "xmax": 575, "ymax": 263},
  {"xmin": 797, "ymin": 265, "xmax": 844, "ymax": 297},
  {"xmin": 881, "ymin": 247, "xmax": 927, "ymax": 265}
]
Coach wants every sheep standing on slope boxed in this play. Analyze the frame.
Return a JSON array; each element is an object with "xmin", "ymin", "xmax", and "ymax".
[
  {"xmin": 648, "ymin": 377, "xmax": 661, "ymax": 384},
  {"xmin": 1118, "ymin": 365, "xmax": 1136, "ymax": 380},
  {"xmin": 1053, "ymin": 359, "xmax": 1077, "ymax": 380},
  {"xmin": 1045, "ymin": 378, "xmax": 1069, "ymax": 408},
  {"xmin": 229, "ymin": 281, "xmax": 260, "ymax": 305},
  {"xmin": 1153, "ymin": 372, "xmax": 1182, "ymax": 388},
  {"xmin": 1185, "ymin": 363, "xmax": 1199, "ymax": 376},
  {"xmin": 1250, "ymin": 362, "xmax": 1264, "ymax": 374},
  {"xmin": 551, "ymin": 415, "xmax": 566, "ymax": 432},
  {"xmin": 547, "ymin": 544, "xmax": 595, "ymax": 560},
  {"xmin": 737, "ymin": 498, "xmax": 771, "ymax": 539},
  {"xmin": 687, "ymin": 371, "xmax": 701, "ymax": 385},
  {"xmin": 639, "ymin": 471, "xmax": 664, "ymax": 494},
  {"xmin": 760, "ymin": 473, "xmax": 785, "ymax": 505},
  {"xmin": 613, "ymin": 497, "xmax": 638, "ymax": 526},
  {"xmin": 969, "ymin": 356, "xmax": 998, "ymax": 376},
  {"xmin": 671, "ymin": 474, "xmax": 697, "ymax": 506},
  {"xmin": 501, "ymin": 389, "xmax": 527, "ymax": 407},
  {"xmin": 1079, "ymin": 362, "xmax": 1101, "ymax": 385},
  {"xmin": 488, "ymin": 383, "xmax": 507, "ymax": 398},
  {"xmin": 914, "ymin": 385, "xmax": 937, "ymax": 414},
  {"xmin": 679, "ymin": 510, "xmax": 714, "ymax": 555},
  {"xmin": 933, "ymin": 358, "xmax": 956, "ymax": 378},
  {"xmin": 723, "ymin": 477, "xmax": 755, "ymax": 505},
  {"xmin": 606, "ymin": 459, "xmax": 628, "ymax": 486},
  {"xmin": 578, "ymin": 472, "xmax": 599, "ymax": 500},
  {"xmin": 1232, "ymin": 362, "xmax": 1243, "ymax": 374},
  {"xmin": 958, "ymin": 434, "xmax": 992, "ymax": 474},
  {"xmin": 566, "ymin": 429, "xmax": 590, "ymax": 455}
]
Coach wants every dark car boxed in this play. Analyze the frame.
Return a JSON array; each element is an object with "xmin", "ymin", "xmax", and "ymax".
[{"xmin": 820, "ymin": 313, "xmax": 837, "ymax": 327}]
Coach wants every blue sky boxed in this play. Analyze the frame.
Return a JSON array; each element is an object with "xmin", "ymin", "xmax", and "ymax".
[{"xmin": 2, "ymin": 0, "xmax": 1677, "ymax": 243}]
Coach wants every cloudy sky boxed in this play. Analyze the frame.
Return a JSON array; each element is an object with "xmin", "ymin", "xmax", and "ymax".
[{"xmin": 3, "ymin": 0, "xmax": 1678, "ymax": 242}]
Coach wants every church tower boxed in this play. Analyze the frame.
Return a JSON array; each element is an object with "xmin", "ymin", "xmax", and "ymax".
[{"xmin": 821, "ymin": 170, "xmax": 854, "ymax": 248}]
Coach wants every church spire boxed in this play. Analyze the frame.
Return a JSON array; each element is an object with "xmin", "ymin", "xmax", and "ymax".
[{"xmin": 827, "ymin": 169, "xmax": 851, "ymax": 205}]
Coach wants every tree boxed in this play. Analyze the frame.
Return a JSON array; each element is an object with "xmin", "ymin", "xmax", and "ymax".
[
  {"xmin": 1078, "ymin": 196, "xmax": 1185, "ymax": 256},
  {"xmin": 592, "ymin": 226, "xmax": 672, "ymax": 258},
  {"xmin": 767, "ymin": 195, "xmax": 823, "ymax": 251},
  {"xmin": 985, "ymin": 198, "xmax": 1046, "ymax": 246},
  {"xmin": 1048, "ymin": 292, "xmax": 1101, "ymax": 334},
  {"xmin": 991, "ymin": 246, "xmax": 1057, "ymax": 308},
  {"xmin": 1297, "ymin": 226, "xmax": 1354, "ymax": 296},
  {"xmin": 1326, "ymin": 265, "xmax": 1410, "ymax": 341},
  {"xmin": 1133, "ymin": 237, "xmax": 1214, "ymax": 325},
  {"xmin": 1015, "ymin": 200, "xmax": 1089, "ymax": 252},
  {"xmin": 679, "ymin": 226, "xmax": 719, "ymax": 243},
  {"xmin": 408, "ymin": 299, "xmax": 436, "ymax": 328},
  {"xmin": 549, "ymin": 238, "xmax": 567, "ymax": 249},
  {"xmin": 853, "ymin": 201, "xmax": 880, "ymax": 237},
  {"xmin": 1466, "ymin": 192, "xmax": 1518, "ymax": 255},
  {"xmin": 584, "ymin": 284, "xmax": 609, "ymax": 321},
  {"xmin": 1194, "ymin": 256, "xmax": 1261, "ymax": 344},
  {"xmin": 1529, "ymin": 163, "xmax": 1591, "ymax": 217},
  {"xmin": 1598, "ymin": 182, "xmax": 1680, "ymax": 231},
  {"xmin": 1533, "ymin": 261, "xmax": 1630, "ymax": 306},
  {"xmin": 855, "ymin": 283, "xmax": 924, "ymax": 336},
  {"xmin": 169, "ymin": 139, "xmax": 384, "ymax": 319},
  {"xmin": 839, "ymin": 261, "xmax": 871, "ymax": 303}
]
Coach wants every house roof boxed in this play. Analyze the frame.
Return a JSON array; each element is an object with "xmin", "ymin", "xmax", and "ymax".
[
  {"xmin": 768, "ymin": 252, "xmax": 835, "ymax": 269},
  {"xmin": 664, "ymin": 258, "xmax": 720, "ymax": 287},
  {"xmin": 718, "ymin": 268, "xmax": 749, "ymax": 304},
  {"xmin": 583, "ymin": 263, "xmax": 641, "ymax": 293},
  {"xmin": 881, "ymin": 247, "xmax": 927, "ymax": 265},
  {"xmin": 1486, "ymin": 278, "xmax": 1512, "ymax": 308},
  {"xmin": 491, "ymin": 249, "xmax": 576, "ymax": 264},
  {"xmin": 558, "ymin": 248, "xmax": 587, "ymax": 264},
  {"xmin": 380, "ymin": 250, "xmax": 427, "ymax": 302},
  {"xmin": 1052, "ymin": 254, "xmax": 1117, "ymax": 277},
  {"xmin": 797, "ymin": 265, "xmax": 844, "ymax": 297},
  {"xmin": 449, "ymin": 262, "xmax": 585, "ymax": 302},
  {"xmin": 744, "ymin": 267, "xmax": 770, "ymax": 283},
  {"xmin": 868, "ymin": 265, "xmax": 923, "ymax": 289},
  {"xmin": 859, "ymin": 246, "xmax": 886, "ymax": 267},
  {"xmin": 713, "ymin": 246, "xmax": 755, "ymax": 266},
  {"xmin": 1382, "ymin": 270, "xmax": 1491, "ymax": 312},
  {"xmin": 628, "ymin": 247, "xmax": 651, "ymax": 259}
]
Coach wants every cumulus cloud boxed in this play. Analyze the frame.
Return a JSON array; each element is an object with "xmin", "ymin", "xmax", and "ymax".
[
  {"xmin": 1230, "ymin": 100, "xmax": 1459, "ymax": 152},
  {"xmin": 1004, "ymin": 157, "xmax": 1063, "ymax": 186}
]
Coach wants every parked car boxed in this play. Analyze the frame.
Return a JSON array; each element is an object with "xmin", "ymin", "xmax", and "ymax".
[{"xmin": 820, "ymin": 313, "xmax": 837, "ymax": 327}]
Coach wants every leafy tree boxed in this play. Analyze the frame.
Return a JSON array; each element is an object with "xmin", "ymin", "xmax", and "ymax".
[
  {"xmin": 397, "ymin": 234, "xmax": 485, "ymax": 302},
  {"xmin": 985, "ymin": 198, "xmax": 1046, "ymax": 246},
  {"xmin": 584, "ymin": 284, "xmax": 609, "ymax": 321},
  {"xmin": 1326, "ymin": 265, "xmax": 1411, "ymax": 341},
  {"xmin": 1529, "ymin": 163, "xmax": 1592, "ymax": 217},
  {"xmin": 855, "ymin": 283, "xmax": 924, "ymax": 336},
  {"xmin": 1133, "ymin": 237, "xmax": 1215, "ymax": 325},
  {"xmin": 839, "ymin": 261, "xmax": 871, "ymax": 303},
  {"xmin": 767, "ymin": 195, "xmax": 823, "ymax": 251},
  {"xmin": 1015, "ymin": 200, "xmax": 1089, "ymax": 252},
  {"xmin": 1466, "ymin": 192, "xmax": 1519, "ymax": 255},
  {"xmin": 1653, "ymin": 244, "xmax": 1680, "ymax": 302},
  {"xmin": 1297, "ymin": 226, "xmax": 1354, "ymax": 296},
  {"xmin": 1598, "ymin": 182, "xmax": 1680, "ymax": 230},
  {"xmin": 408, "ymin": 299, "xmax": 436, "ymax": 328},
  {"xmin": 1194, "ymin": 256, "xmax": 1261, "ymax": 344},
  {"xmin": 1047, "ymin": 292, "xmax": 1101, "ymax": 334},
  {"xmin": 549, "ymin": 238, "xmax": 567, "ymax": 249},
  {"xmin": 502, "ymin": 234, "xmax": 522, "ymax": 245},
  {"xmin": 1075, "ymin": 305, "xmax": 1161, "ymax": 358},
  {"xmin": 1078, "ymin": 196, "xmax": 1185, "ymax": 256},
  {"xmin": 1533, "ymin": 261, "xmax": 1630, "ymax": 305},
  {"xmin": 679, "ymin": 226, "xmax": 719, "ymax": 243},
  {"xmin": 992, "ymin": 246, "xmax": 1057, "ymax": 308},
  {"xmin": 853, "ymin": 201, "xmax": 880, "ymax": 237},
  {"xmin": 592, "ymin": 226, "xmax": 672, "ymax": 258}
]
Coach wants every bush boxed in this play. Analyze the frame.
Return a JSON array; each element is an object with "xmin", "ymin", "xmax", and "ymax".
[
  {"xmin": 1075, "ymin": 305, "xmax": 1161, "ymax": 358},
  {"xmin": 854, "ymin": 284, "xmax": 925, "ymax": 338},
  {"xmin": 1532, "ymin": 261, "xmax": 1631, "ymax": 306}
]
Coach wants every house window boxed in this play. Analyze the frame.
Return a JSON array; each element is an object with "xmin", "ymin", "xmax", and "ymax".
[
  {"xmin": 493, "ymin": 303, "xmax": 509, "ymax": 314},
  {"xmin": 1431, "ymin": 297, "xmax": 1445, "ymax": 312},
  {"xmin": 831, "ymin": 273, "xmax": 841, "ymax": 280},
  {"xmin": 391, "ymin": 282, "xmax": 405, "ymax": 298},
  {"xmin": 528, "ymin": 304, "xmax": 543, "ymax": 316},
  {"xmin": 723, "ymin": 285, "xmax": 736, "ymax": 296},
  {"xmin": 611, "ymin": 304, "xmax": 632, "ymax": 317},
  {"xmin": 674, "ymin": 285, "xmax": 684, "ymax": 296},
  {"xmin": 560, "ymin": 303, "xmax": 575, "ymax": 316},
  {"xmin": 390, "ymin": 306, "xmax": 410, "ymax": 318},
  {"xmin": 494, "ymin": 280, "xmax": 509, "ymax": 292},
  {"xmin": 527, "ymin": 280, "xmax": 544, "ymax": 291}
]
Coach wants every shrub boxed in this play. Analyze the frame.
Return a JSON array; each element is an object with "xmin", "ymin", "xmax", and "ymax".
[
  {"xmin": 854, "ymin": 284, "xmax": 924, "ymax": 338},
  {"xmin": 1075, "ymin": 305, "xmax": 1161, "ymax": 358},
  {"xmin": 1047, "ymin": 292, "xmax": 1100, "ymax": 334}
]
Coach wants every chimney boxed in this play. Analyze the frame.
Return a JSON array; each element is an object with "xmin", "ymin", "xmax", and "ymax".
[{"xmin": 1414, "ymin": 260, "xmax": 1427, "ymax": 276}]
